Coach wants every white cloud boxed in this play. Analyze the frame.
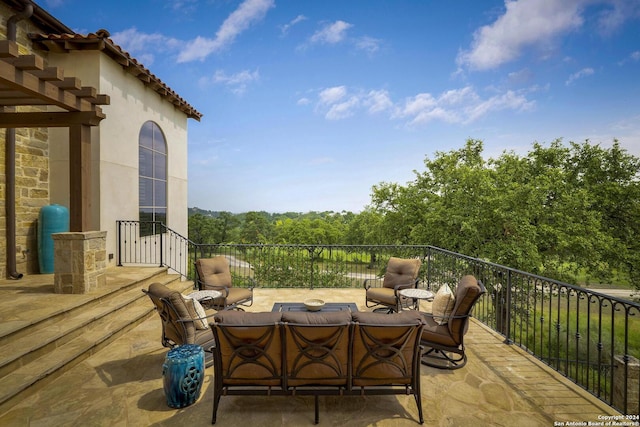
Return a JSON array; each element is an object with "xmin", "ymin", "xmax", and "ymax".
[
  {"xmin": 111, "ymin": 28, "xmax": 180, "ymax": 66},
  {"xmin": 457, "ymin": 0, "xmax": 585, "ymax": 71},
  {"xmin": 297, "ymin": 97, "xmax": 311, "ymax": 106},
  {"xmin": 280, "ymin": 15, "xmax": 307, "ymax": 36},
  {"xmin": 310, "ymin": 20, "xmax": 353, "ymax": 44},
  {"xmin": 201, "ymin": 69, "xmax": 260, "ymax": 95},
  {"xmin": 619, "ymin": 50, "xmax": 640, "ymax": 66},
  {"xmin": 595, "ymin": 0, "xmax": 640, "ymax": 36},
  {"xmin": 178, "ymin": 0, "xmax": 275, "ymax": 62},
  {"xmin": 565, "ymin": 67, "xmax": 594, "ymax": 85},
  {"xmin": 326, "ymin": 96, "xmax": 359, "ymax": 120},
  {"xmin": 318, "ymin": 86, "xmax": 347, "ymax": 105},
  {"xmin": 355, "ymin": 36, "xmax": 382, "ymax": 54},
  {"xmin": 364, "ymin": 90, "xmax": 393, "ymax": 114},
  {"xmin": 464, "ymin": 90, "xmax": 535, "ymax": 122},
  {"xmin": 311, "ymin": 84, "xmax": 533, "ymax": 125}
]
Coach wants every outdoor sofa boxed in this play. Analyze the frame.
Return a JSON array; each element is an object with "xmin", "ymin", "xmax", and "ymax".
[{"xmin": 210, "ymin": 309, "xmax": 425, "ymax": 424}]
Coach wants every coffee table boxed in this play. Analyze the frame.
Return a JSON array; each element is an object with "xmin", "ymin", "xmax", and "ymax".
[{"xmin": 272, "ymin": 302, "xmax": 358, "ymax": 312}]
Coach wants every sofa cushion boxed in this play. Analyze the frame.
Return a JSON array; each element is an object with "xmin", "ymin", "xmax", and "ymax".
[
  {"xmin": 432, "ymin": 284, "xmax": 455, "ymax": 325},
  {"xmin": 352, "ymin": 310, "xmax": 423, "ymax": 325},
  {"xmin": 282, "ymin": 311, "xmax": 352, "ymax": 325},
  {"xmin": 214, "ymin": 310, "xmax": 282, "ymax": 325}
]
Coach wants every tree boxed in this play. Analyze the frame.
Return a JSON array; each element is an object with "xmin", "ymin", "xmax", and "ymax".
[
  {"xmin": 188, "ymin": 213, "xmax": 217, "ymax": 244},
  {"xmin": 240, "ymin": 211, "xmax": 274, "ymax": 243},
  {"xmin": 367, "ymin": 138, "xmax": 640, "ymax": 287}
]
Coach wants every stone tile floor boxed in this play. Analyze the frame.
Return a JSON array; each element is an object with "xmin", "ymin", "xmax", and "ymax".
[{"xmin": 0, "ymin": 275, "xmax": 621, "ymax": 426}]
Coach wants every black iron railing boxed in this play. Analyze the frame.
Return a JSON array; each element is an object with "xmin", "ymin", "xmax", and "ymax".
[{"xmin": 117, "ymin": 220, "xmax": 639, "ymax": 414}]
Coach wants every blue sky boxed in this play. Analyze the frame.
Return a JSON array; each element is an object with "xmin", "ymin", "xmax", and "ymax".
[{"xmin": 47, "ymin": 0, "xmax": 640, "ymax": 213}]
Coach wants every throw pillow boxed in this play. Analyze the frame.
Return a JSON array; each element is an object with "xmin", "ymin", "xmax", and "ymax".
[
  {"xmin": 432, "ymin": 284, "xmax": 455, "ymax": 325},
  {"xmin": 183, "ymin": 295, "xmax": 209, "ymax": 330}
]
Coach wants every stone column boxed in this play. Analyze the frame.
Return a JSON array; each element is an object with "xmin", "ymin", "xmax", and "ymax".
[
  {"xmin": 613, "ymin": 354, "xmax": 639, "ymax": 415},
  {"xmin": 52, "ymin": 231, "xmax": 107, "ymax": 294}
]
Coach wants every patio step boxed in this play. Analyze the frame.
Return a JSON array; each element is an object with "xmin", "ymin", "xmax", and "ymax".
[{"xmin": 0, "ymin": 267, "xmax": 193, "ymax": 415}]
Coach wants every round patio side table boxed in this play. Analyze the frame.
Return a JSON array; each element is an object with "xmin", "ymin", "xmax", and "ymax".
[
  {"xmin": 162, "ymin": 344, "xmax": 205, "ymax": 408},
  {"xmin": 399, "ymin": 288, "xmax": 434, "ymax": 311}
]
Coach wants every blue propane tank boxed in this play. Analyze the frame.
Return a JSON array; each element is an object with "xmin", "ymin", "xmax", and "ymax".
[{"xmin": 38, "ymin": 204, "xmax": 69, "ymax": 274}]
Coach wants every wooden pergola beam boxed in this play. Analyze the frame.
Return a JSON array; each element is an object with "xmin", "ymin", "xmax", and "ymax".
[
  {"xmin": 0, "ymin": 111, "xmax": 105, "ymax": 127},
  {"xmin": 0, "ymin": 40, "xmax": 111, "ymax": 232}
]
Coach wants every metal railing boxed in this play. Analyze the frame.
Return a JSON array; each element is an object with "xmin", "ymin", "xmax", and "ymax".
[{"xmin": 117, "ymin": 220, "xmax": 640, "ymax": 414}]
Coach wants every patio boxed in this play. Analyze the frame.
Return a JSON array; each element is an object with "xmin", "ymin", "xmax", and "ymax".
[{"xmin": 0, "ymin": 270, "xmax": 621, "ymax": 426}]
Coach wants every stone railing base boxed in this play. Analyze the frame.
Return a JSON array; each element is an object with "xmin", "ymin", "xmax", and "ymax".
[{"xmin": 52, "ymin": 231, "xmax": 107, "ymax": 294}]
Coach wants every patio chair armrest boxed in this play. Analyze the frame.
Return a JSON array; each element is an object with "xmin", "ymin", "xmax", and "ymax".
[
  {"xmin": 201, "ymin": 285, "xmax": 230, "ymax": 298},
  {"xmin": 363, "ymin": 277, "xmax": 383, "ymax": 290},
  {"xmin": 422, "ymin": 312, "xmax": 472, "ymax": 321},
  {"xmin": 176, "ymin": 311, "xmax": 219, "ymax": 324},
  {"xmin": 393, "ymin": 281, "xmax": 419, "ymax": 294}
]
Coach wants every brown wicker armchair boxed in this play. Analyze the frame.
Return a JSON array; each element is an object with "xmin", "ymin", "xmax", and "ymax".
[
  {"xmin": 195, "ymin": 256, "xmax": 254, "ymax": 311},
  {"xmin": 364, "ymin": 257, "xmax": 422, "ymax": 313}
]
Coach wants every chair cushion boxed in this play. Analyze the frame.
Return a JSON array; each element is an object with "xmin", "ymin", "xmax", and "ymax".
[
  {"xmin": 366, "ymin": 287, "xmax": 397, "ymax": 305},
  {"xmin": 183, "ymin": 296, "xmax": 209, "ymax": 330},
  {"xmin": 224, "ymin": 287, "xmax": 252, "ymax": 305},
  {"xmin": 432, "ymin": 284, "xmax": 455, "ymax": 325},
  {"xmin": 382, "ymin": 257, "xmax": 421, "ymax": 289},
  {"xmin": 448, "ymin": 275, "xmax": 481, "ymax": 338},
  {"xmin": 422, "ymin": 315, "xmax": 458, "ymax": 347},
  {"xmin": 197, "ymin": 256, "xmax": 232, "ymax": 288}
]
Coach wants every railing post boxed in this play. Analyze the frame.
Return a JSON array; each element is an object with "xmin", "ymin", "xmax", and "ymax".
[
  {"xmin": 158, "ymin": 222, "xmax": 164, "ymax": 267},
  {"xmin": 116, "ymin": 220, "xmax": 123, "ymax": 266},
  {"xmin": 504, "ymin": 269, "xmax": 513, "ymax": 344},
  {"xmin": 426, "ymin": 247, "xmax": 432, "ymax": 289}
]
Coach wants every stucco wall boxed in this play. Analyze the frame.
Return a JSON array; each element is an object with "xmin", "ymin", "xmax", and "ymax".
[{"xmin": 47, "ymin": 50, "xmax": 189, "ymax": 266}]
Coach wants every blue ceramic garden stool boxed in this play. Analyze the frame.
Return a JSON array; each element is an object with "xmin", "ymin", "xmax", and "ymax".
[{"xmin": 162, "ymin": 344, "xmax": 205, "ymax": 408}]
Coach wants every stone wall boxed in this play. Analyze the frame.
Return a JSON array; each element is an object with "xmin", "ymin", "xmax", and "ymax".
[{"xmin": 0, "ymin": 4, "xmax": 51, "ymax": 277}]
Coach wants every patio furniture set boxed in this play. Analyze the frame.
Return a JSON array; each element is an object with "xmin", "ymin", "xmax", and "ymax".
[{"xmin": 143, "ymin": 255, "xmax": 485, "ymax": 424}]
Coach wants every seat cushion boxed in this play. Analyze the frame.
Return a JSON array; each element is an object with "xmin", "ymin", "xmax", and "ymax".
[
  {"xmin": 432, "ymin": 284, "xmax": 455, "ymax": 325},
  {"xmin": 421, "ymin": 314, "xmax": 458, "ymax": 347},
  {"xmin": 366, "ymin": 287, "xmax": 397, "ymax": 306},
  {"xmin": 225, "ymin": 287, "xmax": 252, "ymax": 305}
]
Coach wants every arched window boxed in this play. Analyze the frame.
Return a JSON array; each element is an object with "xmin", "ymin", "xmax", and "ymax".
[{"xmin": 139, "ymin": 121, "xmax": 167, "ymax": 236}]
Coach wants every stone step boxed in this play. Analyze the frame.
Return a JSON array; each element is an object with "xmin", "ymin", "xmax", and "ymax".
[
  {"xmin": 0, "ymin": 267, "xmax": 172, "ymax": 345},
  {"xmin": 0, "ymin": 268, "xmax": 193, "ymax": 415}
]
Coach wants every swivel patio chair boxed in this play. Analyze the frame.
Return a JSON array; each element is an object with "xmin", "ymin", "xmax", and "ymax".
[
  {"xmin": 195, "ymin": 256, "xmax": 254, "ymax": 311},
  {"xmin": 420, "ymin": 275, "xmax": 486, "ymax": 369},
  {"xmin": 364, "ymin": 256, "xmax": 422, "ymax": 313},
  {"xmin": 142, "ymin": 282, "xmax": 217, "ymax": 364}
]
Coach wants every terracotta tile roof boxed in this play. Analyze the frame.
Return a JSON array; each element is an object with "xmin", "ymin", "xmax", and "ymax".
[{"xmin": 30, "ymin": 30, "xmax": 202, "ymax": 121}]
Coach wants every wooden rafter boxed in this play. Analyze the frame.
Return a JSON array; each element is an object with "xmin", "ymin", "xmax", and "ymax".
[
  {"xmin": 0, "ymin": 39, "xmax": 109, "ymax": 125},
  {"xmin": 0, "ymin": 38, "xmax": 110, "ymax": 232}
]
